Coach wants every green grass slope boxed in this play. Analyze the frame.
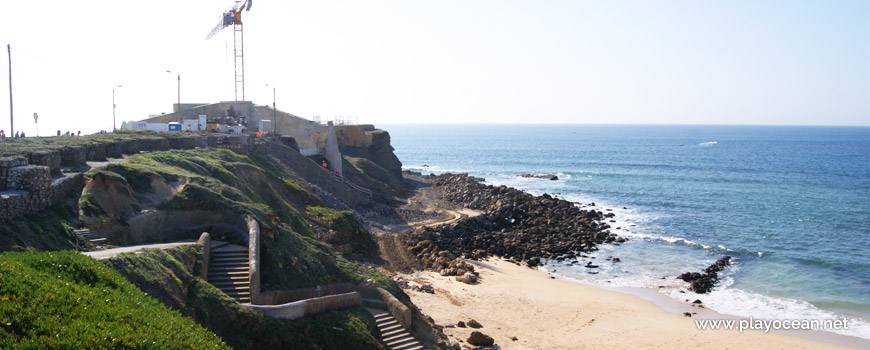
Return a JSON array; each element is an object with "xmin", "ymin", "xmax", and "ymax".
[{"xmin": 0, "ymin": 250, "xmax": 228, "ymax": 349}]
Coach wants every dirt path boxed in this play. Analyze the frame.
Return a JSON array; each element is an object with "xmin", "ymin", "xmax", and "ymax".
[{"xmin": 82, "ymin": 241, "xmax": 198, "ymax": 260}]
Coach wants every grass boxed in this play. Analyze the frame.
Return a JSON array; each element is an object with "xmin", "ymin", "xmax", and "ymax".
[
  {"xmin": 0, "ymin": 130, "xmax": 207, "ymax": 158},
  {"xmin": 0, "ymin": 250, "xmax": 229, "ymax": 349},
  {"xmin": 306, "ymin": 206, "xmax": 355, "ymax": 233},
  {"xmin": 78, "ymin": 194, "xmax": 105, "ymax": 217},
  {"xmin": 106, "ymin": 246, "xmax": 386, "ymax": 349}
]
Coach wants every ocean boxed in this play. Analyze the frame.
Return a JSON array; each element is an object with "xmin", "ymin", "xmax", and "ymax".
[{"xmin": 384, "ymin": 124, "xmax": 870, "ymax": 340}]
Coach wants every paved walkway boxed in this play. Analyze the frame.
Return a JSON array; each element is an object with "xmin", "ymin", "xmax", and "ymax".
[{"xmin": 81, "ymin": 241, "xmax": 198, "ymax": 260}]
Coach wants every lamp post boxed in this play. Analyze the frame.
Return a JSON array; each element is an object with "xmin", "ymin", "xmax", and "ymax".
[
  {"xmin": 265, "ymin": 84, "xmax": 277, "ymax": 135},
  {"xmin": 166, "ymin": 70, "xmax": 180, "ymax": 121},
  {"xmin": 8, "ymin": 44, "xmax": 13, "ymax": 137},
  {"xmin": 112, "ymin": 85, "xmax": 122, "ymax": 131}
]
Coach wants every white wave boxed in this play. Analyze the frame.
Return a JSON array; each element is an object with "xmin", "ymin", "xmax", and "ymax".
[
  {"xmin": 402, "ymin": 164, "xmax": 471, "ymax": 174},
  {"xmin": 698, "ymin": 141, "xmax": 718, "ymax": 146},
  {"xmin": 662, "ymin": 286, "xmax": 870, "ymax": 340}
]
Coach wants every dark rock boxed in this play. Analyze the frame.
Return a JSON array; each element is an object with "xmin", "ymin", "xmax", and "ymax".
[
  {"xmin": 467, "ymin": 331, "xmax": 495, "ymax": 346},
  {"xmin": 677, "ymin": 256, "xmax": 732, "ymax": 294},
  {"xmin": 693, "ymin": 299, "xmax": 703, "ymax": 304},
  {"xmin": 457, "ymin": 321, "xmax": 466, "ymax": 328},
  {"xmin": 683, "ymin": 312, "xmax": 692, "ymax": 317},
  {"xmin": 456, "ymin": 272, "xmax": 478, "ymax": 284},
  {"xmin": 521, "ymin": 174, "xmax": 558, "ymax": 181},
  {"xmin": 467, "ymin": 319, "xmax": 483, "ymax": 329},
  {"xmin": 612, "ymin": 257, "xmax": 621, "ymax": 263}
]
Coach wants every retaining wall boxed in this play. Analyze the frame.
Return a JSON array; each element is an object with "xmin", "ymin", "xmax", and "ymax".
[
  {"xmin": 257, "ymin": 283, "xmax": 412, "ymax": 330},
  {"xmin": 0, "ymin": 134, "xmax": 248, "ymax": 221},
  {"xmin": 247, "ymin": 292, "xmax": 362, "ymax": 320}
]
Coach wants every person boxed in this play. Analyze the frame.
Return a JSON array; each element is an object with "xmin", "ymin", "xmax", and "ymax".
[
  {"xmin": 0, "ymin": 130, "xmax": 5, "ymax": 138},
  {"xmin": 14, "ymin": 131, "xmax": 19, "ymax": 138},
  {"xmin": 20, "ymin": 131, "xmax": 25, "ymax": 138},
  {"xmin": 57, "ymin": 130, "xmax": 61, "ymax": 136},
  {"xmin": 77, "ymin": 131, "xmax": 81, "ymax": 137},
  {"xmin": 322, "ymin": 160, "xmax": 327, "ymax": 168}
]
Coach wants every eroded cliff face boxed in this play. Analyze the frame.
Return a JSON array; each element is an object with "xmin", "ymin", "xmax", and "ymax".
[{"xmin": 337, "ymin": 128, "xmax": 409, "ymax": 199}]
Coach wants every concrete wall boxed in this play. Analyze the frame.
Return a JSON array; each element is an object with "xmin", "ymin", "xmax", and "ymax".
[
  {"xmin": 257, "ymin": 283, "xmax": 413, "ymax": 330},
  {"xmin": 247, "ymin": 216, "xmax": 261, "ymax": 304},
  {"xmin": 247, "ymin": 292, "xmax": 362, "ymax": 320},
  {"xmin": 198, "ymin": 232, "xmax": 211, "ymax": 280}
]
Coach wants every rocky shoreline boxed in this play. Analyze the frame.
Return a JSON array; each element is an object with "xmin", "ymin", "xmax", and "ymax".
[{"xmin": 410, "ymin": 173, "xmax": 626, "ymax": 265}]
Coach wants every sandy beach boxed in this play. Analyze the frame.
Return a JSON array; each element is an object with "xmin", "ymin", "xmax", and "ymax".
[{"xmin": 399, "ymin": 258, "xmax": 868, "ymax": 350}]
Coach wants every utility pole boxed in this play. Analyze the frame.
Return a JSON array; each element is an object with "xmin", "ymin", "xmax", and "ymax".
[
  {"xmin": 272, "ymin": 86, "xmax": 277, "ymax": 135},
  {"xmin": 7, "ymin": 44, "xmax": 13, "ymax": 136},
  {"xmin": 112, "ymin": 85, "xmax": 122, "ymax": 131},
  {"xmin": 166, "ymin": 71, "xmax": 181, "ymax": 121},
  {"xmin": 266, "ymin": 84, "xmax": 277, "ymax": 135}
]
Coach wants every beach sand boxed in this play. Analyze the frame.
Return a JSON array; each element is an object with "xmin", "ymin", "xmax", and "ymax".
[{"xmin": 400, "ymin": 258, "xmax": 866, "ymax": 350}]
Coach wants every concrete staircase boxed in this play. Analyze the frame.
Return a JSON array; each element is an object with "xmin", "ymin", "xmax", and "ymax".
[
  {"xmin": 368, "ymin": 308, "xmax": 424, "ymax": 350},
  {"xmin": 208, "ymin": 244, "xmax": 251, "ymax": 303}
]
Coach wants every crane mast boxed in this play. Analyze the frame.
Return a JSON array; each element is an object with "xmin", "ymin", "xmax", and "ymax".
[{"xmin": 206, "ymin": 0, "xmax": 252, "ymax": 101}]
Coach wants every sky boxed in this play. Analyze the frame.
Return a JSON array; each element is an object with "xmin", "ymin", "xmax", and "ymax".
[{"xmin": 1, "ymin": 0, "xmax": 869, "ymax": 135}]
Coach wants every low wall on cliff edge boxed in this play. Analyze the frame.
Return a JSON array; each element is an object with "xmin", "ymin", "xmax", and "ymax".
[
  {"xmin": 257, "ymin": 283, "xmax": 412, "ymax": 330},
  {"xmin": 246, "ymin": 292, "xmax": 363, "ymax": 320}
]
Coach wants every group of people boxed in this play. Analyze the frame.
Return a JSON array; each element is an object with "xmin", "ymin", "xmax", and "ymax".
[
  {"xmin": 57, "ymin": 130, "xmax": 81, "ymax": 137},
  {"xmin": 0, "ymin": 130, "xmax": 25, "ymax": 138}
]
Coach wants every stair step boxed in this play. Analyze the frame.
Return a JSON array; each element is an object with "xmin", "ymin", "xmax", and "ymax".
[
  {"xmin": 386, "ymin": 337, "xmax": 417, "ymax": 348},
  {"xmin": 89, "ymin": 238, "xmax": 108, "ymax": 243},
  {"xmin": 211, "ymin": 251, "xmax": 248, "ymax": 256},
  {"xmin": 377, "ymin": 318, "xmax": 399, "ymax": 326},
  {"xmin": 210, "ymin": 263, "xmax": 249, "ymax": 269},
  {"xmin": 207, "ymin": 275, "xmax": 249, "ymax": 283},
  {"xmin": 381, "ymin": 328, "xmax": 406, "ymax": 339},
  {"xmin": 208, "ymin": 266, "xmax": 248, "ymax": 274},
  {"xmin": 211, "ymin": 280, "xmax": 250, "ymax": 287},
  {"xmin": 209, "ymin": 258, "xmax": 248, "ymax": 266},
  {"xmin": 393, "ymin": 344, "xmax": 423, "ymax": 350},
  {"xmin": 217, "ymin": 284, "xmax": 250, "ymax": 291},
  {"xmin": 380, "ymin": 324, "xmax": 402, "ymax": 334}
]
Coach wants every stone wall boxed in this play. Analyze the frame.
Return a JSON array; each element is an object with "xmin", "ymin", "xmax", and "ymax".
[
  {"xmin": 0, "ymin": 134, "xmax": 242, "ymax": 221},
  {"xmin": 0, "ymin": 174, "xmax": 85, "ymax": 219}
]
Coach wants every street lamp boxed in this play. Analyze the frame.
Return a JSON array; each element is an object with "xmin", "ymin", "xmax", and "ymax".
[
  {"xmin": 166, "ymin": 70, "xmax": 180, "ymax": 121},
  {"xmin": 112, "ymin": 85, "xmax": 122, "ymax": 131},
  {"xmin": 265, "ymin": 84, "xmax": 277, "ymax": 135}
]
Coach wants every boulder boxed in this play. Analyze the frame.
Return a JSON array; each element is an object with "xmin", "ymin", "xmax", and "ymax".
[
  {"xmin": 467, "ymin": 331, "xmax": 494, "ymax": 346},
  {"xmin": 467, "ymin": 319, "xmax": 483, "ymax": 329},
  {"xmin": 456, "ymin": 272, "xmax": 478, "ymax": 284}
]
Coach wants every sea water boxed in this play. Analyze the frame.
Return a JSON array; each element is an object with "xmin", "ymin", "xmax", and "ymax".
[{"xmin": 385, "ymin": 124, "xmax": 870, "ymax": 340}]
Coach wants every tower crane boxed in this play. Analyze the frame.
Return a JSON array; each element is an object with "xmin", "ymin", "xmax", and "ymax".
[{"xmin": 206, "ymin": 0, "xmax": 253, "ymax": 101}]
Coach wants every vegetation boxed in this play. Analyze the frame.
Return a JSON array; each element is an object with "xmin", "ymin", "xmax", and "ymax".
[
  {"xmin": 1, "ymin": 138, "xmax": 414, "ymax": 348},
  {"xmin": 106, "ymin": 246, "xmax": 386, "ymax": 349},
  {"xmin": 78, "ymin": 194, "xmax": 105, "ymax": 217},
  {"xmin": 0, "ymin": 201, "xmax": 78, "ymax": 252},
  {"xmin": 0, "ymin": 130, "xmax": 210, "ymax": 158},
  {"xmin": 0, "ymin": 250, "xmax": 228, "ymax": 349}
]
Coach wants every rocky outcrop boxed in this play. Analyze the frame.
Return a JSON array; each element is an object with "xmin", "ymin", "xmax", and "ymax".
[
  {"xmin": 403, "ymin": 236, "xmax": 478, "ymax": 280},
  {"xmin": 678, "ymin": 256, "xmax": 732, "ymax": 294},
  {"xmin": 424, "ymin": 174, "xmax": 624, "ymax": 264}
]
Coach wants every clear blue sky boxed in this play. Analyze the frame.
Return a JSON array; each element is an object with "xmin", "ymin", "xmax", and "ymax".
[{"xmin": 1, "ymin": 0, "xmax": 868, "ymax": 135}]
